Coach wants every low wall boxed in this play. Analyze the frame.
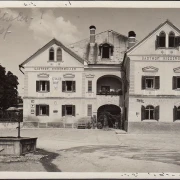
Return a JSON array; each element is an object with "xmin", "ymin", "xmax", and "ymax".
[{"xmin": 128, "ymin": 122, "xmax": 180, "ymax": 134}]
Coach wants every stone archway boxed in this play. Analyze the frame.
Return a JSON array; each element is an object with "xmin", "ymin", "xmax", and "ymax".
[{"xmin": 97, "ymin": 104, "xmax": 121, "ymax": 129}]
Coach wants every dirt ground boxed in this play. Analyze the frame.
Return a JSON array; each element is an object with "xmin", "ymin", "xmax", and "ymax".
[{"xmin": 1, "ymin": 128, "xmax": 180, "ymax": 172}]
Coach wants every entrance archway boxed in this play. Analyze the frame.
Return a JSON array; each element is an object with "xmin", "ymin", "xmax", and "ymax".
[{"xmin": 97, "ymin": 104, "xmax": 121, "ymax": 129}]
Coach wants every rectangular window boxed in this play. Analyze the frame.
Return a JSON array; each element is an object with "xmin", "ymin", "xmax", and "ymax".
[
  {"xmin": 62, "ymin": 81, "xmax": 76, "ymax": 92},
  {"xmin": 142, "ymin": 76, "xmax": 160, "ymax": 90},
  {"xmin": 172, "ymin": 76, "xmax": 180, "ymax": 89},
  {"xmin": 87, "ymin": 104, "xmax": 92, "ymax": 116},
  {"xmin": 145, "ymin": 77, "xmax": 154, "ymax": 89},
  {"xmin": 88, "ymin": 81, "xmax": 92, "ymax": 92},
  {"xmin": 36, "ymin": 81, "xmax": 50, "ymax": 92},
  {"xmin": 36, "ymin": 105, "xmax": 49, "ymax": 116},
  {"xmin": 62, "ymin": 105, "xmax": 75, "ymax": 116}
]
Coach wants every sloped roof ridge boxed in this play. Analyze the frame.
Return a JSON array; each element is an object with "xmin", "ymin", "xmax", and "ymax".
[
  {"xmin": 20, "ymin": 38, "xmax": 87, "ymax": 66},
  {"xmin": 68, "ymin": 29, "xmax": 128, "ymax": 46},
  {"xmin": 127, "ymin": 19, "xmax": 180, "ymax": 53}
]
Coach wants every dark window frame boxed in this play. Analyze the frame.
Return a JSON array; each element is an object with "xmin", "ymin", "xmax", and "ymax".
[
  {"xmin": 62, "ymin": 81, "xmax": 76, "ymax": 92},
  {"xmin": 36, "ymin": 81, "xmax": 50, "ymax": 92},
  {"xmin": 87, "ymin": 104, "xmax": 92, "ymax": 116},
  {"xmin": 57, "ymin": 47, "xmax": 62, "ymax": 62},
  {"xmin": 169, "ymin": 32, "xmax": 175, "ymax": 48},
  {"xmin": 36, "ymin": 104, "xmax": 49, "ymax": 116},
  {"xmin": 88, "ymin": 80, "xmax": 92, "ymax": 92},
  {"xmin": 49, "ymin": 47, "xmax": 54, "ymax": 61}
]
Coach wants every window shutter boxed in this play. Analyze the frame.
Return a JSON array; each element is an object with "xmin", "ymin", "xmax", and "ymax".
[
  {"xmin": 175, "ymin": 36, "xmax": 180, "ymax": 47},
  {"xmin": 173, "ymin": 106, "xmax": 177, "ymax": 121},
  {"xmin": 173, "ymin": 76, "xmax": 177, "ymax": 90},
  {"xmin": 72, "ymin": 81, "xmax": 76, "ymax": 92},
  {"xmin": 155, "ymin": 76, "xmax": 160, "ymax": 89},
  {"xmin": 47, "ymin": 81, "xmax": 50, "ymax": 92},
  {"xmin": 57, "ymin": 48, "xmax": 62, "ymax": 61},
  {"xmin": 88, "ymin": 81, "xmax": 92, "ymax": 92},
  {"xmin": 141, "ymin": 105, "xmax": 145, "ymax": 121},
  {"xmin": 155, "ymin": 106, "xmax": 159, "ymax": 120},
  {"xmin": 87, "ymin": 104, "xmax": 92, "ymax": 116},
  {"xmin": 36, "ymin": 105, "xmax": 39, "ymax": 116},
  {"xmin": 46, "ymin": 105, "xmax": 49, "ymax": 116},
  {"xmin": 62, "ymin": 105, "xmax": 65, "ymax": 116},
  {"xmin": 155, "ymin": 35, "xmax": 159, "ymax": 49},
  {"xmin": 62, "ymin": 81, "xmax": 66, "ymax": 92},
  {"xmin": 72, "ymin": 105, "xmax": 75, "ymax": 116},
  {"xmin": 141, "ymin": 76, "xmax": 145, "ymax": 90},
  {"xmin": 36, "ymin": 81, "xmax": 40, "ymax": 92}
]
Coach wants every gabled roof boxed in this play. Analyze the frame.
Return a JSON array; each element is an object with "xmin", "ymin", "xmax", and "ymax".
[
  {"xmin": 69, "ymin": 29, "xmax": 128, "ymax": 46},
  {"xmin": 126, "ymin": 19, "xmax": 180, "ymax": 54},
  {"xmin": 20, "ymin": 38, "xmax": 87, "ymax": 67}
]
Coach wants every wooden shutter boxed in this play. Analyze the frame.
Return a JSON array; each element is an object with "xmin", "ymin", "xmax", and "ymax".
[
  {"xmin": 141, "ymin": 105, "xmax": 145, "ymax": 121},
  {"xmin": 173, "ymin": 76, "xmax": 177, "ymax": 90},
  {"xmin": 155, "ymin": 35, "xmax": 159, "ymax": 49},
  {"xmin": 88, "ymin": 81, "xmax": 92, "ymax": 92},
  {"xmin": 62, "ymin": 105, "xmax": 65, "ymax": 116},
  {"xmin": 46, "ymin": 105, "xmax": 49, "ymax": 116},
  {"xmin": 72, "ymin": 81, "xmax": 76, "ymax": 92},
  {"xmin": 36, "ymin": 105, "xmax": 39, "ymax": 116},
  {"xmin": 155, "ymin": 76, "xmax": 160, "ymax": 89},
  {"xmin": 57, "ymin": 48, "xmax": 62, "ymax": 61},
  {"xmin": 173, "ymin": 106, "xmax": 177, "ymax": 121},
  {"xmin": 87, "ymin": 104, "xmax": 92, "ymax": 116},
  {"xmin": 62, "ymin": 81, "xmax": 66, "ymax": 92},
  {"xmin": 155, "ymin": 106, "xmax": 159, "ymax": 120},
  {"xmin": 141, "ymin": 76, "xmax": 145, "ymax": 90},
  {"xmin": 175, "ymin": 36, "xmax": 180, "ymax": 47},
  {"xmin": 36, "ymin": 81, "xmax": 40, "ymax": 92},
  {"xmin": 72, "ymin": 105, "xmax": 75, "ymax": 116},
  {"xmin": 47, "ymin": 81, "xmax": 50, "ymax": 92}
]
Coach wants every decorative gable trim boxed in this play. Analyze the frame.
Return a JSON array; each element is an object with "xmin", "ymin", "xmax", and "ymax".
[
  {"xmin": 63, "ymin": 73, "xmax": 75, "ymax": 78},
  {"xmin": 142, "ymin": 66, "xmax": 159, "ymax": 72},
  {"xmin": 20, "ymin": 38, "xmax": 87, "ymax": 67},
  {"xmin": 173, "ymin": 67, "xmax": 180, "ymax": 73},
  {"xmin": 85, "ymin": 74, "xmax": 95, "ymax": 78},
  {"xmin": 37, "ymin": 73, "xmax": 49, "ymax": 78}
]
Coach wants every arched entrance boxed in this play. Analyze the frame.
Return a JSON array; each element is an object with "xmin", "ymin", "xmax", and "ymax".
[{"xmin": 97, "ymin": 105, "xmax": 121, "ymax": 129}]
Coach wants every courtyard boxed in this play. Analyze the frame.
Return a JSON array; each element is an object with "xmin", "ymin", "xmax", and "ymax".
[{"xmin": 0, "ymin": 128, "xmax": 180, "ymax": 172}]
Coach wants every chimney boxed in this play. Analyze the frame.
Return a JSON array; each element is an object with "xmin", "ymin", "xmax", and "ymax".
[
  {"xmin": 128, "ymin": 31, "xmax": 136, "ymax": 48},
  {"xmin": 89, "ymin": 25, "xmax": 96, "ymax": 45}
]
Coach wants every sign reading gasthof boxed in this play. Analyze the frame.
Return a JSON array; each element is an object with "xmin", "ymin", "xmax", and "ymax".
[{"xmin": 142, "ymin": 56, "xmax": 180, "ymax": 61}]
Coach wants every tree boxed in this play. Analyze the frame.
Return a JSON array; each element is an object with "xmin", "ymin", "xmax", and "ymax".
[{"xmin": 0, "ymin": 65, "xmax": 19, "ymax": 110}]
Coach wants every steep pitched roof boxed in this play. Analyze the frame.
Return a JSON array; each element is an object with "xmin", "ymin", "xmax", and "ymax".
[
  {"xmin": 20, "ymin": 38, "xmax": 87, "ymax": 67},
  {"xmin": 126, "ymin": 19, "xmax": 180, "ymax": 54},
  {"xmin": 69, "ymin": 29, "xmax": 128, "ymax": 46}
]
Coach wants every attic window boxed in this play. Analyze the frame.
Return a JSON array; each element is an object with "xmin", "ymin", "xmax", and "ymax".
[
  {"xmin": 49, "ymin": 48, "xmax": 54, "ymax": 61},
  {"xmin": 57, "ymin": 48, "xmax": 62, "ymax": 61},
  {"xmin": 159, "ymin": 32, "xmax": 166, "ymax": 48},
  {"xmin": 99, "ymin": 43, "xmax": 114, "ymax": 59},
  {"xmin": 169, "ymin": 32, "xmax": 175, "ymax": 47}
]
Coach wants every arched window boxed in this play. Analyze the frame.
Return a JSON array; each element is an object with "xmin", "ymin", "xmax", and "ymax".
[
  {"xmin": 57, "ymin": 48, "xmax": 62, "ymax": 62},
  {"xmin": 49, "ymin": 48, "xmax": 54, "ymax": 61},
  {"xmin": 169, "ymin": 32, "xmax": 175, "ymax": 47},
  {"xmin": 145, "ymin": 105, "xmax": 154, "ymax": 120},
  {"xmin": 99, "ymin": 43, "xmax": 114, "ymax": 59},
  {"xmin": 159, "ymin": 32, "xmax": 166, "ymax": 47}
]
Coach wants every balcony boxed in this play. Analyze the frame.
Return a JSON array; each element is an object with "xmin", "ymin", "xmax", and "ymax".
[
  {"xmin": 97, "ymin": 89, "xmax": 122, "ymax": 96},
  {"xmin": 97, "ymin": 75, "xmax": 122, "ymax": 96}
]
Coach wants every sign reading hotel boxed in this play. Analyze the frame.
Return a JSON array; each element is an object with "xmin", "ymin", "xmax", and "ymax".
[
  {"xmin": 142, "ymin": 56, "xmax": 180, "ymax": 61},
  {"xmin": 34, "ymin": 67, "xmax": 77, "ymax": 71}
]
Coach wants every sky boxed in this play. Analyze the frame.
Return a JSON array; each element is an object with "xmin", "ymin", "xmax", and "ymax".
[{"xmin": 1, "ymin": 8, "xmax": 180, "ymax": 96}]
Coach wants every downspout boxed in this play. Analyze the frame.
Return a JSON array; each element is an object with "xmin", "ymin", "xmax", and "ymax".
[{"xmin": 19, "ymin": 65, "xmax": 24, "ymax": 74}]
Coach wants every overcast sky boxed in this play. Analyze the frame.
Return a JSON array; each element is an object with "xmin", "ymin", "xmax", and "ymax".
[{"xmin": 1, "ymin": 8, "xmax": 180, "ymax": 96}]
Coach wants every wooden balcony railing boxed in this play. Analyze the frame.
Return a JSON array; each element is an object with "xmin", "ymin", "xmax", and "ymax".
[{"xmin": 97, "ymin": 90, "xmax": 122, "ymax": 96}]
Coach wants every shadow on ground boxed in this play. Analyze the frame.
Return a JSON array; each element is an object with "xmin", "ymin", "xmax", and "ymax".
[{"xmin": 36, "ymin": 148, "xmax": 61, "ymax": 172}]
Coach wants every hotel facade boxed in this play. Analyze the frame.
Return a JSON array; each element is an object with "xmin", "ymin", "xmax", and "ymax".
[{"xmin": 20, "ymin": 20, "xmax": 180, "ymax": 132}]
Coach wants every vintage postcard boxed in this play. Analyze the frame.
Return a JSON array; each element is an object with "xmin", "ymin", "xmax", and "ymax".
[{"xmin": 0, "ymin": 1, "xmax": 180, "ymax": 179}]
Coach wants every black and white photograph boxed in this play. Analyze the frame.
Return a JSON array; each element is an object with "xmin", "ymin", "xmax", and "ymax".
[{"xmin": 1, "ymin": 1, "xmax": 180, "ymax": 178}]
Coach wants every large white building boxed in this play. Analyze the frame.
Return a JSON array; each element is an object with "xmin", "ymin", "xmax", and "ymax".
[{"xmin": 19, "ymin": 20, "xmax": 180, "ymax": 132}]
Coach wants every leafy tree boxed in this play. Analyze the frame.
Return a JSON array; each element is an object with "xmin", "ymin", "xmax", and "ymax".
[{"xmin": 0, "ymin": 65, "xmax": 19, "ymax": 110}]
